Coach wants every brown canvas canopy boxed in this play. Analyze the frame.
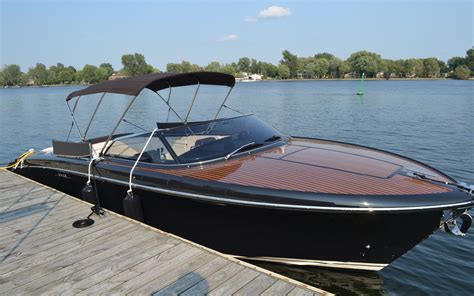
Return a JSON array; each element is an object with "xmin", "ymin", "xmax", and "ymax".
[{"xmin": 66, "ymin": 71, "xmax": 235, "ymax": 101}]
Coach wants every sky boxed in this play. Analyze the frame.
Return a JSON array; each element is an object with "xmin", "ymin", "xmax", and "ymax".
[{"xmin": 1, "ymin": 0, "xmax": 472, "ymax": 71}]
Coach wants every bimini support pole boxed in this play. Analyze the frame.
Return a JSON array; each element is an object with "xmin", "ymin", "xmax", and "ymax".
[
  {"xmin": 99, "ymin": 94, "xmax": 140, "ymax": 156},
  {"xmin": 184, "ymin": 80, "xmax": 200, "ymax": 124},
  {"xmin": 165, "ymin": 84, "xmax": 173, "ymax": 123},
  {"xmin": 214, "ymin": 86, "xmax": 234, "ymax": 119},
  {"xmin": 123, "ymin": 128, "xmax": 158, "ymax": 222},
  {"xmin": 83, "ymin": 92, "xmax": 107, "ymax": 140},
  {"xmin": 66, "ymin": 96, "xmax": 84, "ymax": 140},
  {"xmin": 156, "ymin": 87, "xmax": 185, "ymax": 123}
]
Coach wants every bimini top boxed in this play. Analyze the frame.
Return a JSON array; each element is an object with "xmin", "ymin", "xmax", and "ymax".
[{"xmin": 66, "ymin": 71, "xmax": 235, "ymax": 101}]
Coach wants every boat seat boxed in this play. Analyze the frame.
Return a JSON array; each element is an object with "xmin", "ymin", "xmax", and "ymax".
[
  {"xmin": 194, "ymin": 137, "xmax": 216, "ymax": 147},
  {"xmin": 52, "ymin": 140, "xmax": 91, "ymax": 158}
]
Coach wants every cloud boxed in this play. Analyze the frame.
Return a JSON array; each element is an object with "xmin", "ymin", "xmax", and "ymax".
[
  {"xmin": 245, "ymin": 5, "xmax": 291, "ymax": 22},
  {"xmin": 220, "ymin": 34, "xmax": 238, "ymax": 41},
  {"xmin": 258, "ymin": 6, "xmax": 291, "ymax": 19}
]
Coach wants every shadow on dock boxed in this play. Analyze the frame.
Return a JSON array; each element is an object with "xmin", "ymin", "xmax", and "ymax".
[{"xmin": 152, "ymin": 272, "xmax": 208, "ymax": 295}]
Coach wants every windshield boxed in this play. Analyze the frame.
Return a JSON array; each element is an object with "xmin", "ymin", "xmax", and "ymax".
[{"xmin": 160, "ymin": 114, "xmax": 285, "ymax": 163}]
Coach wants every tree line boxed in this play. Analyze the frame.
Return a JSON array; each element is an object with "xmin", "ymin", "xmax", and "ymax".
[{"xmin": 1, "ymin": 49, "xmax": 472, "ymax": 87}]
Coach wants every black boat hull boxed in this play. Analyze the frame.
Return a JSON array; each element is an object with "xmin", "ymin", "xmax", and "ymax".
[{"xmin": 15, "ymin": 165, "xmax": 443, "ymax": 271}]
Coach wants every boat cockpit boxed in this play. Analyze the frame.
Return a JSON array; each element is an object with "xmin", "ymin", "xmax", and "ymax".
[
  {"xmin": 90, "ymin": 114, "xmax": 285, "ymax": 165},
  {"xmin": 47, "ymin": 72, "xmax": 286, "ymax": 166}
]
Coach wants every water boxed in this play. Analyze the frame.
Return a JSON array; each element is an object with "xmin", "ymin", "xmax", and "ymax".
[{"xmin": 0, "ymin": 80, "xmax": 473, "ymax": 295}]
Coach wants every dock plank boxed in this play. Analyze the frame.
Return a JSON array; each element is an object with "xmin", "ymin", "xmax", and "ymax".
[
  {"xmin": 234, "ymin": 273, "xmax": 278, "ymax": 295},
  {"xmin": 40, "ymin": 237, "xmax": 179, "ymax": 294},
  {"xmin": 181, "ymin": 262, "xmax": 245, "ymax": 295},
  {"xmin": 261, "ymin": 280, "xmax": 297, "ymax": 295},
  {"xmin": 208, "ymin": 267, "xmax": 260, "ymax": 295},
  {"xmin": 100, "ymin": 245, "xmax": 204, "ymax": 294},
  {"xmin": 0, "ymin": 170, "xmax": 330, "ymax": 295},
  {"xmin": 131, "ymin": 250, "xmax": 216, "ymax": 294},
  {"xmin": 153, "ymin": 257, "xmax": 230, "ymax": 296}
]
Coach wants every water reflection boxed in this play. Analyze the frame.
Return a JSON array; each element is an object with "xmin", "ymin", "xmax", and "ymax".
[{"xmin": 251, "ymin": 262, "xmax": 384, "ymax": 296}]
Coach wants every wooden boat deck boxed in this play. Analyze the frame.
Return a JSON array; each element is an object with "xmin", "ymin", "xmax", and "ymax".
[{"xmin": 0, "ymin": 170, "xmax": 329, "ymax": 295}]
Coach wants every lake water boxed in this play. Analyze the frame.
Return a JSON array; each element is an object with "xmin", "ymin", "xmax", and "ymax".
[{"xmin": 0, "ymin": 80, "xmax": 473, "ymax": 295}]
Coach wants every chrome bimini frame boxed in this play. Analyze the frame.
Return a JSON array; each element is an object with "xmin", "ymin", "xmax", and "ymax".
[{"xmin": 65, "ymin": 75, "xmax": 235, "ymax": 158}]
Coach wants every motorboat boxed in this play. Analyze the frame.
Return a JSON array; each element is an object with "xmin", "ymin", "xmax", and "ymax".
[{"xmin": 8, "ymin": 72, "xmax": 473, "ymax": 271}]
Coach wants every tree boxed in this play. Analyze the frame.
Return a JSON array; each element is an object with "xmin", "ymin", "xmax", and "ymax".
[
  {"xmin": 250, "ymin": 59, "xmax": 261, "ymax": 74},
  {"xmin": 438, "ymin": 60, "xmax": 448, "ymax": 76},
  {"xmin": 262, "ymin": 62, "xmax": 278, "ymax": 78},
  {"xmin": 94, "ymin": 67, "xmax": 109, "ymax": 82},
  {"xmin": 403, "ymin": 59, "xmax": 424, "ymax": 77},
  {"xmin": 58, "ymin": 68, "xmax": 74, "ymax": 83},
  {"xmin": 328, "ymin": 58, "xmax": 342, "ymax": 78},
  {"xmin": 3, "ymin": 64, "xmax": 23, "ymax": 86},
  {"xmin": 313, "ymin": 58, "xmax": 329, "ymax": 78},
  {"xmin": 466, "ymin": 48, "xmax": 474, "ymax": 76},
  {"xmin": 453, "ymin": 65, "xmax": 470, "ymax": 80},
  {"xmin": 46, "ymin": 63, "xmax": 66, "ymax": 84},
  {"xmin": 27, "ymin": 63, "xmax": 48, "ymax": 85},
  {"xmin": 382, "ymin": 59, "xmax": 403, "ymax": 78},
  {"xmin": 237, "ymin": 57, "xmax": 251, "ymax": 73},
  {"xmin": 314, "ymin": 52, "xmax": 335, "ymax": 61},
  {"xmin": 0, "ymin": 70, "xmax": 4, "ymax": 86},
  {"xmin": 179, "ymin": 60, "xmax": 201, "ymax": 73},
  {"xmin": 67, "ymin": 66, "xmax": 77, "ymax": 82},
  {"xmin": 99, "ymin": 63, "xmax": 114, "ymax": 77},
  {"xmin": 447, "ymin": 56, "xmax": 465, "ymax": 70},
  {"xmin": 121, "ymin": 53, "xmax": 153, "ymax": 76},
  {"xmin": 167, "ymin": 63, "xmax": 182, "ymax": 73},
  {"xmin": 205, "ymin": 61, "xmax": 221, "ymax": 72},
  {"xmin": 338, "ymin": 61, "xmax": 351, "ymax": 78},
  {"xmin": 82, "ymin": 64, "xmax": 98, "ymax": 83},
  {"xmin": 304, "ymin": 62, "xmax": 316, "ymax": 78},
  {"xmin": 280, "ymin": 50, "xmax": 298, "ymax": 78},
  {"xmin": 277, "ymin": 64, "xmax": 290, "ymax": 79},
  {"xmin": 296, "ymin": 57, "xmax": 308, "ymax": 75},
  {"xmin": 423, "ymin": 58, "xmax": 440, "ymax": 78},
  {"xmin": 347, "ymin": 51, "xmax": 381, "ymax": 77},
  {"xmin": 221, "ymin": 64, "xmax": 237, "ymax": 76},
  {"xmin": 75, "ymin": 70, "xmax": 84, "ymax": 83}
]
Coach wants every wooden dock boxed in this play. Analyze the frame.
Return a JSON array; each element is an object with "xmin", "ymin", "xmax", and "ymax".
[{"xmin": 0, "ymin": 170, "xmax": 330, "ymax": 295}]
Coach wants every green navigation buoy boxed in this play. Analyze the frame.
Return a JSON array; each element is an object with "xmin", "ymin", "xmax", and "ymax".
[{"xmin": 356, "ymin": 72, "xmax": 365, "ymax": 95}]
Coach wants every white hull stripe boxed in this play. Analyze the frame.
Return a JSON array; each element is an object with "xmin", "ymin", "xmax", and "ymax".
[
  {"xmin": 31, "ymin": 165, "xmax": 473, "ymax": 212},
  {"xmin": 233, "ymin": 255, "xmax": 388, "ymax": 271}
]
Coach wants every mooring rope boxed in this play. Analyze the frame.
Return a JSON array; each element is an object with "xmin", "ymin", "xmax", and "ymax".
[{"xmin": 0, "ymin": 149, "xmax": 35, "ymax": 170}]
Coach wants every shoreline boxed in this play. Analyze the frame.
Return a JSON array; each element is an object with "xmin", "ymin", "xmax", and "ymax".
[
  {"xmin": 2, "ymin": 77, "xmax": 472, "ymax": 89},
  {"xmin": 257, "ymin": 77, "xmax": 470, "ymax": 82}
]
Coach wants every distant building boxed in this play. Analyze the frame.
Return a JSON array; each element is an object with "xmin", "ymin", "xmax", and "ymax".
[
  {"xmin": 26, "ymin": 78, "xmax": 36, "ymax": 86},
  {"xmin": 344, "ymin": 72, "xmax": 357, "ymax": 79},
  {"xmin": 249, "ymin": 73, "xmax": 262, "ymax": 81},
  {"xmin": 109, "ymin": 72, "xmax": 127, "ymax": 80},
  {"xmin": 237, "ymin": 73, "xmax": 263, "ymax": 82}
]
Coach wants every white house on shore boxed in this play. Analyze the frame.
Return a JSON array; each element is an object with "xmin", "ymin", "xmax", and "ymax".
[{"xmin": 237, "ymin": 72, "xmax": 263, "ymax": 82}]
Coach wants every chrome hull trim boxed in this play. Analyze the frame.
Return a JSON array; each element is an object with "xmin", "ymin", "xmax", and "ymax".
[
  {"xmin": 234, "ymin": 255, "xmax": 388, "ymax": 271},
  {"xmin": 28, "ymin": 165, "xmax": 473, "ymax": 213}
]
